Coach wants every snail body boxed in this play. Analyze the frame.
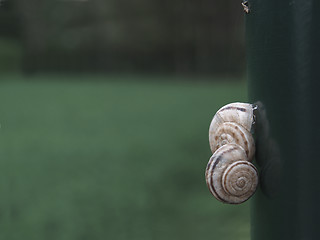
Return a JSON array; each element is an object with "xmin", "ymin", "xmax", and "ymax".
[{"xmin": 205, "ymin": 102, "xmax": 258, "ymax": 204}]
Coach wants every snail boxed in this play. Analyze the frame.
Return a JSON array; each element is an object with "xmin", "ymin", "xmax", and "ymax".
[{"xmin": 205, "ymin": 102, "xmax": 258, "ymax": 204}]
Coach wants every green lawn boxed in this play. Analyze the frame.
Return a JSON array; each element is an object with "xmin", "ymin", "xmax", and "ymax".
[{"xmin": 0, "ymin": 75, "xmax": 251, "ymax": 240}]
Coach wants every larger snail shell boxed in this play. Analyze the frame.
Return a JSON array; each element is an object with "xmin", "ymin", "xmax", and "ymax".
[{"xmin": 205, "ymin": 144, "xmax": 258, "ymax": 204}]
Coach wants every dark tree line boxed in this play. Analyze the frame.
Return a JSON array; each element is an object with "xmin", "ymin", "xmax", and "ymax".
[{"xmin": 1, "ymin": 0, "xmax": 246, "ymax": 76}]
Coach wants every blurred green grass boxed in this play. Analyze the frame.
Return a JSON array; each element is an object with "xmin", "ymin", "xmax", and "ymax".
[{"xmin": 0, "ymin": 75, "xmax": 250, "ymax": 240}]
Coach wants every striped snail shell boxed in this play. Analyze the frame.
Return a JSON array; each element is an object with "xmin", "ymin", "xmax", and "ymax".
[
  {"xmin": 206, "ymin": 102, "xmax": 258, "ymax": 204},
  {"xmin": 209, "ymin": 102, "xmax": 255, "ymax": 161},
  {"xmin": 210, "ymin": 122, "xmax": 255, "ymax": 162},
  {"xmin": 205, "ymin": 144, "xmax": 258, "ymax": 204},
  {"xmin": 209, "ymin": 102, "xmax": 254, "ymax": 135}
]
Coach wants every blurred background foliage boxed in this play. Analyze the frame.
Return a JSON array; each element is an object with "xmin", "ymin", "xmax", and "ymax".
[
  {"xmin": 0, "ymin": 0, "xmax": 250, "ymax": 240},
  {"xmin": 0, "ymin": 0, "xmax": 245, "ymax": 75}
]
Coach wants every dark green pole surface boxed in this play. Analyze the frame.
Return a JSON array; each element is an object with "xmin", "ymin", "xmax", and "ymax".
[{"xmin": 247, "ymin": 0, "xmax": 320, "ymax": 239}]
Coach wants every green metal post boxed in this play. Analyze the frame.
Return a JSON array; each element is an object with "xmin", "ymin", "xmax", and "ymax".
[{"xmin": 247, "ymin": 0, "xmax": 320, "ymax": 239}]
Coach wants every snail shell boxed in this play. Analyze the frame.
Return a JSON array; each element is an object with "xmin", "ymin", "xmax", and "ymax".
[
  {"xmin": 210, "ymin": 122, "xmax": 255, "ymax": 161},
  {"xmin": 209, "ymin": 102, "xmax": 254, "ymax": 137},
  {"xmin": 205, "ymin": 144, "xmax": 258, "ymax": 204},
  {"xmin": 206, "ymin": 102, "xmax": 258, "ymax": 204},
  {"xmin": 209, "ymin": 102, "xmax": 255, "ymax": 159}
]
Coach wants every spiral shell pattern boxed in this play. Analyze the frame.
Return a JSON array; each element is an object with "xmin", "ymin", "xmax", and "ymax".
[
  {"xmin": 222, "ymin": 161, "xmax": 258, "ymax": 200},
  {"xmin": 210, "ymin": 122, "xmax": 255, "ymax": 161},
  {"xmin": 206, "ymin": 102, "xmax": 258, "ymax": 204},
  {"xmin": 205, "ymin": 144, "xmax": 258, "ymax": 204}
]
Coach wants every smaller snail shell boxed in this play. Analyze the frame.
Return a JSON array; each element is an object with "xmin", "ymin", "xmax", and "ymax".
[
  {"xmin": 209, "ymin": 122, "xmax": 255, "ymax": 161},
  {"xmin": 209, "ymin": 102, "xmax": 254, "ymax": 137},
  {"xmin": 205, "ymin": 143, "xmax": 258, "ymax": 204}
]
